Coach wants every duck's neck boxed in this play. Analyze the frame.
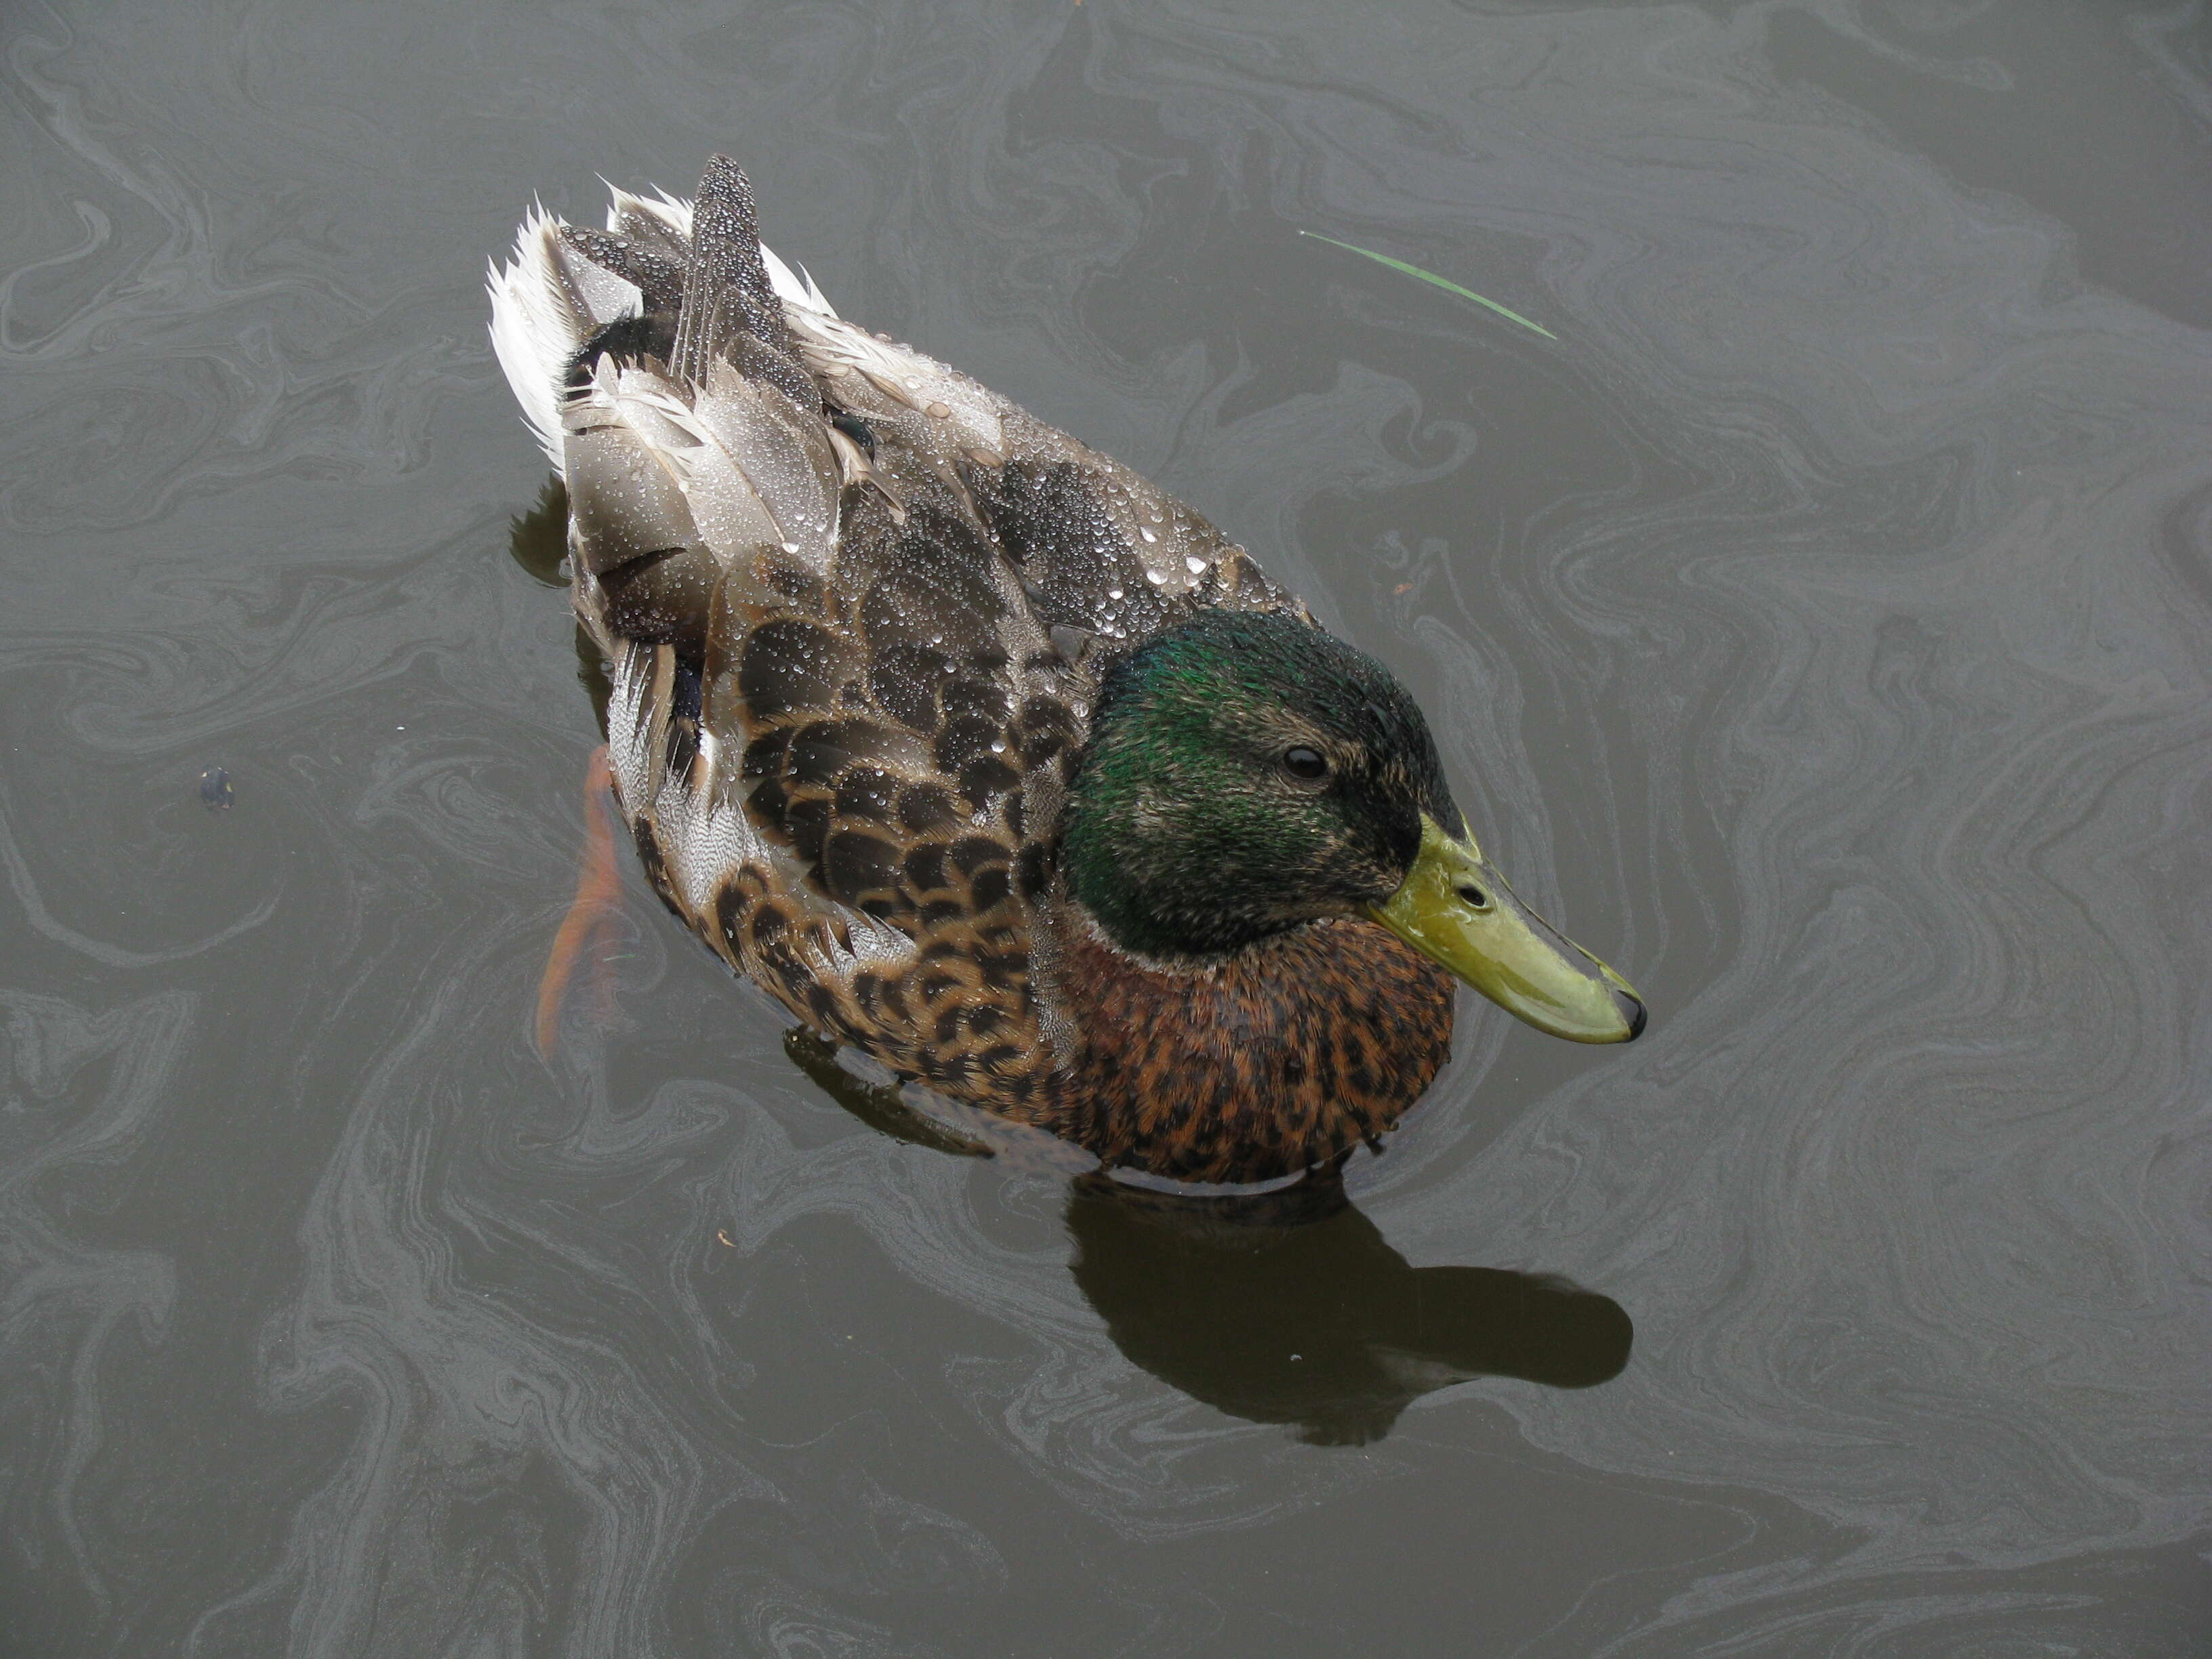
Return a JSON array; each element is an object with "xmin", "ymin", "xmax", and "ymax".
[{"xmin": 1048, "ymin": 911, "xmax": 1456, "ymax": 1185}]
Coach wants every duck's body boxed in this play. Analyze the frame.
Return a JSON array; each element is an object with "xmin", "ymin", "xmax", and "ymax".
[{"xmin": 491, "ymin": 159, "xmax": 1639, "ymax": 1184}]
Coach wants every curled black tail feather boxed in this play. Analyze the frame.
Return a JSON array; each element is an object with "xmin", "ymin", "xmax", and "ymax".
[{"xmin": 564, "ymin": 314, "xmax": 676, "ymax": 391}]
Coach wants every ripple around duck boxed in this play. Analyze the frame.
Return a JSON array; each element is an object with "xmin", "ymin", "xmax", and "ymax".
[{"xmin": 2, "ymin": 0, "xmax": 2209, "ymax": 1652}]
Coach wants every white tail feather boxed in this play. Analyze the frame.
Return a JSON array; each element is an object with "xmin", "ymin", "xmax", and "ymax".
[
  {"xmin": 489, "ymin": 179, "xmax": 839, "ymax": 470},
  {"xmin": 487, "ymin": 204, "xmax": 580, "ymax": 467}
]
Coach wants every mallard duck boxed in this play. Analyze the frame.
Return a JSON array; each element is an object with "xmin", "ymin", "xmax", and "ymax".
[{"xmin": 489, "ymin": 157, "xmax": 1643, "ymax": 1186}]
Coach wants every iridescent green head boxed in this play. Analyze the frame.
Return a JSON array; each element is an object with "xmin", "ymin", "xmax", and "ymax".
[{"xmin": 1061, "ymin": 609, "xmax": 1645, "ymax": 1044}]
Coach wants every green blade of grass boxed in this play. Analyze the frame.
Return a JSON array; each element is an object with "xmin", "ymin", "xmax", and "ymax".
[{"xmin": 1297, "ymin": 230, "xmax": 1557, "ymax": 341}]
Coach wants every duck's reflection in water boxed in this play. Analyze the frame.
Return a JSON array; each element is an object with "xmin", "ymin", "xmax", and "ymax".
[{"xmin": 1067, "ymin": 1172, "xmax": 1631, "ymax": 1444}]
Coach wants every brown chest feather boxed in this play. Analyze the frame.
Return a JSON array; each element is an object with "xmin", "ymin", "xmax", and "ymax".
[{"xmin": 1051, "ymin": 916, "xmax": 1458, "ymax": 1184}]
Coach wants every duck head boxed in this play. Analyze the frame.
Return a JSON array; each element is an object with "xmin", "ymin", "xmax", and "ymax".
[{"xmin": 1060, "ymin": 609, "xmax": 1645, "ymax": 1044}]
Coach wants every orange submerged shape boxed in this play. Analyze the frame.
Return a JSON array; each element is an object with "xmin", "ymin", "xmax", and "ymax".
[{"xmin": 535, "ymin": 744, "xmax": 623, "ymax": 1054}]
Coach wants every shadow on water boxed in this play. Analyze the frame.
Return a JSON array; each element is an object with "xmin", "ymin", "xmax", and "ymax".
[
  {"xmin": 510, "ymin": 480, "xmax": 613, "ymax": 741},
  {"xmin": 507, "ymin": 476, "xmax": 569, "ymax": 587},
  {"xmin": 1067, "ymin": 1174, "xmax": 1631, "ymax": 1445},
  {"xmin": 515, "ymin": 490, "xmax": 1633, "ymax": 1444},
  {"xmin": 782, "ymin": 1025, "xmax": 998, "ymax": 1162}
]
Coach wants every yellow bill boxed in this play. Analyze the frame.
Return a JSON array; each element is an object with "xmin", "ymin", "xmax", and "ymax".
[{"xmin": 1368, "ymin": 815, "xmax": 1646, "ymax": 1044}]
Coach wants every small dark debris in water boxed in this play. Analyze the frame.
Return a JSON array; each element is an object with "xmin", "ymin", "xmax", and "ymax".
[{"xmin": 199, "ymin": 766, "xmax": 233, "ymax": 811}]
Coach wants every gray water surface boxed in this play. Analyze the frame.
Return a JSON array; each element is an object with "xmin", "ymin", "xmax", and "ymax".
[{"xmin": 4, "ymin": 1, "xmax": 2209, "ymax": 1654}]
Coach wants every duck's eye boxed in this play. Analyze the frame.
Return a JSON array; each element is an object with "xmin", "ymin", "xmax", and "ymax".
[{"xmin": 1279, "ymin": 745, "xmax": 1330, "ymax": 784}]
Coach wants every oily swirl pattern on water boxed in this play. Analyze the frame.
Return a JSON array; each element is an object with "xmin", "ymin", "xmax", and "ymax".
[{"xmin": 2, "ymin": 0, "xmax": 2207, "ymax": 1653}]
